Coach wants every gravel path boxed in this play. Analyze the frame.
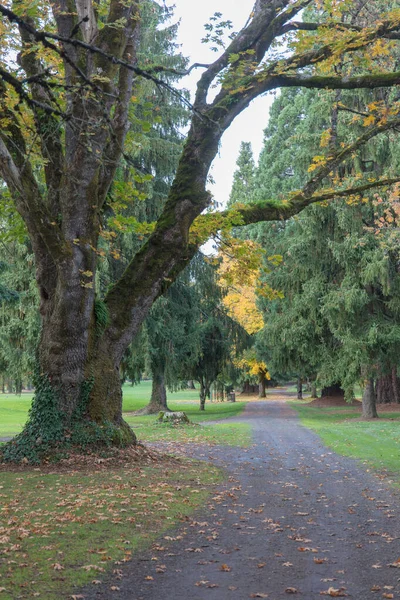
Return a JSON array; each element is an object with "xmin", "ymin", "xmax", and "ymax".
[{"xmin": 82, "ymin": 400, "xmax": 400, "ymax": 600}]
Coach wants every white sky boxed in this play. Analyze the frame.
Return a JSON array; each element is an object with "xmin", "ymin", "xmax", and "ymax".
[{"xmin": 172, "ymin": 1, "xmax": 274, "ymax": 208}]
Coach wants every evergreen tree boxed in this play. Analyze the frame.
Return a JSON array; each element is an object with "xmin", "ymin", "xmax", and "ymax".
[{"xmin": 228, "ymin": 142, "xmax": 256, "ymax": 207}]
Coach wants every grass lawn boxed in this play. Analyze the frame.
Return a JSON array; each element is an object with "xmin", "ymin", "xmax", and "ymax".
[
  {"xmin": 0, "ymin": 382, "xmax": 251, "ymax": 598},
  {"xmin": 291, "ymin": 401, "xmax": 400, "ymax": 484},
  {"xmin": 0, "ymin": 456, "xmax": 223, "ymax": 599},
  {"xmin": 0, "ymin": 381, "xmax": 250, "ymax": 446}
]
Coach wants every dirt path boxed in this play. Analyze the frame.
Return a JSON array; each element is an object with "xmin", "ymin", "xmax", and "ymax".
[{"xmin": 82, "ymin": 400, "xmax": 400, "ymax": 600}]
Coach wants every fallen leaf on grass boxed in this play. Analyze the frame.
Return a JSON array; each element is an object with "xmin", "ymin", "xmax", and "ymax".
[
  {"xmin": 52, "ymin": 563, "xmax": 64, "ymax": 570},
  {"xmin": 81, "ymin": 565, "xmax": 105, "ymax": 572},
  {"xmin": 320, "ymin": 588, "xmax": 347, "ymax": 597}
]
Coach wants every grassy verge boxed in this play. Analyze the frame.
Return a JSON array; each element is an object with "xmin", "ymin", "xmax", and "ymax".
[
  {"xmin": 128, "ymin": 420, "xmax": 252, "ymax": 447},
  {"xmin": 0, "ymin": 457, "xmax": 223, "ymax": 599},
  {"xmin": 291, "ymin": 401, "xmax": 400, "ymax": 483}
]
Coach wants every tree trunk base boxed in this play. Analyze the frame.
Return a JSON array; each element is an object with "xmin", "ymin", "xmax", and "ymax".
[
  {"xmin": 362, "ymin": 379, "xmax": 378, "ymax": 419},
  {"xmin": 133, "ymin": 403, "xmax": 171, "ymax": 416},
  {"xmin": 0, "ymin": 374, "xmax": 136, "ymax": 464}
]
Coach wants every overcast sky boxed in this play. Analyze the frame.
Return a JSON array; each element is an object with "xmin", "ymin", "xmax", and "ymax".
[{"xmin": 171, "ymin": 1, "xmax": 273, "ymax": 208}]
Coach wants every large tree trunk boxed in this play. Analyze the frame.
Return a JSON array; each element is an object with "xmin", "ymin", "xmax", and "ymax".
[
  {"xmin": 376, "ymin": 368, "xmax": 400, "ymax": 404},
  {"xmin": 362, "ymin": 378, "xmax": 378, "ymax": 419},
  {"xmin": 134, "ymin": 364, "xmax": 170, "ymax": 416}
]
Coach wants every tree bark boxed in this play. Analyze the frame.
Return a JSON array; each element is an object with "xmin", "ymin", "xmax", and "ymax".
[
  {"xmin": 376, "ymin": 368, "xmax": 400, "ymax": 404},
  {"xmin": 187, "ymin": 380, "xmax": 196, "ymax": 390},
  {"xmin": 297, "ymin": 377, "xmax": 303, "ymax": 400},
  {"xmin": 310, "ymin": 382, "xmax": 318, "ymax": 399},
  {"xmin": 134, "ymin": 365, "xmax": 170, "ymax": 416},
  {"xmin": 199, "ymin": 380, "xmax": 206, "ymax": 411},
  {"xmin": 259, "ymin": 372, "xmax": 267, "ymax": 398},
  {"xmin": 362, "ymin": 378, "xmax": 378, "ymax": 419}
]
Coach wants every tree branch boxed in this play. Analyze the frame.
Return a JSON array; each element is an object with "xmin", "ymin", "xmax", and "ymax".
[{"xmin": 280, "ymin": 20, "xmax": 400, "ymax": 40}]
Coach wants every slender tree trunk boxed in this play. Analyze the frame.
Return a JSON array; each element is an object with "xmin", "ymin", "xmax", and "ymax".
[
  {"xmin": 362, "ymin": 378, "xmax": 378, "ymax": 419},
  {"xmin": 199, "ymin": 380, "xmax": 206, "ymax": 411},
  {"xmin": 187, "ymin": 380, "xmax": 195, "ymax": 390},
  {"xmin": 259, "ymin": 372, "xmax": 267, "ymax": 398},
  {"xmin": 15, "ymin": 378, "xmax": 22, "ymax": 395},
  {"xmin": 310, "ymin": 382, "xmax": 318, "ymax": 399},
  {"xmin": 297, "ymin": 377, "xmax": 303, "ymax": 400}
]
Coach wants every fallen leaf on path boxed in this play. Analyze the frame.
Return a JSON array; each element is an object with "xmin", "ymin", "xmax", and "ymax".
[
  {"xmin": 144, "ymin": 576, "xmax": 154, "ymax": 581},
  {"xmin": 370, "ymin": 585, "xmax": 380, "ymax": 592},
  {"xmin": 257, "ymin": 563, "xmax": 266, "ymax": 568},
  {"xmin": 382, "ymin": 595, "xmax": 394, "ymax": 599},
  {"xmin": 228, "ymin": 586, "xmax": 237, "ymax": 591},
  {"xmin": 285, "ymin": 587, "xmax": 298, "ymax": 593},
  {"xmin": 282, "ymin": 562, "xmax": 293, "ymax": 567},
  {"xmin": 110, "ymin": 586, "xmax": 120, "ymax": 591},
  {"xmin": 314, "ymin": 558, "xmax": 327, "ymax": 564},
  {"xmin": 207, "ymin": 584, "xmax": 219, "ymax": 588},
  {"xmin": 220, "ymin": 564, "xmax": 231, "ymax": 572},
  {"xmin": 250, "ymin": 594, "xmax": 268, "ymax": 598},
  {"xmin": 320, "ymin": 588, "xmax": 348, "ymax": 597},
  {"xmin": 388, "ymin": 558, "xmax": 400, "ymax": 568}
]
